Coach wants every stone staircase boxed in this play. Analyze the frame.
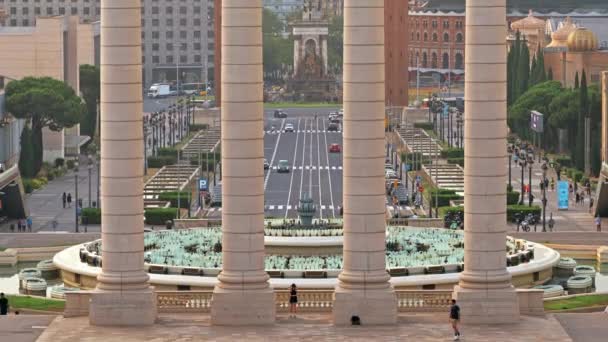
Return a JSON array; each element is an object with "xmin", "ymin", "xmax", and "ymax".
[
  {"xmin": 394, "ymin": 126, "xmax": 442, "ymax": 157},
  {"xmin": 143, "ymin": 164, "xmax": 200, "ymax": 209},
  {"xmin": 181, "ymin": 127, "xmax": 221, "ymax": 159},
  {"xmin": 422, "ymin": 164, "xmax": 464, "ymax": 195}
]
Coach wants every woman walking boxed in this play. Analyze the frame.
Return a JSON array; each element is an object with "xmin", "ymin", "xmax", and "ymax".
[{"xmin": 289, "ymin": 283, "xmax": 298, "ymax": 318}]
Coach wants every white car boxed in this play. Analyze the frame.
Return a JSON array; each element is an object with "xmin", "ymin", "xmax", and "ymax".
[
  {"xmin": 284, "ymin": 124, "xmax": 295, "ymax": 132},
  {"xmin": 385, "ymin": 170, "xmax": 398, "ymax": 179}
]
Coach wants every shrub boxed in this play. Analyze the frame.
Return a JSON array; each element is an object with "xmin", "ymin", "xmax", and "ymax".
[
  {"xmin": 507, "ymin": 191, "xmax": 521, "ymax": 205},
  {"xmin": 81, "ymin": 208, "xmax": 101, "ymax": 224},
  {"xmin": 22, "ymin": 179, "xmax": 34, "ymax": 194},
  {"xmin": 554, "ymin": 156, "xmax": 572, "ymax": 168},
  {"xmin": 147, "ymin": 155, "xmax": 177, "ymax": 168},
  {"xmin": 157, "ymin": 147, "xmax": 178, "ymax": 157},
  {"xmin": 190, "ymin": 124, "xmax": 209, "ymax": 132},
  {"xmin": 413, "ymin": 122, "xmax": 433, "ymax": 131},
  {"xmin": 46, "ymin": 169, "xmax": 56, "ymax": 181},
  {"xmin": 158, "ymin": 191, "xmax": 191, "ymax": 209},
  {"xmin": 440, "ymin": 147, "xmax": 464, "ymax": 159},
  {"xmin": 145, "ymin": 208, "xmax": 178, "ymax": 225},
  {"xmin": 572, "ymin": 170, "xmax": 584, "ymax": 183},
  {"xmin": 427, "ymin": 189, "xmax": 463, "ymax": 207},
  {"xmin": 506, "ymin": 205, "xmax": 541, "ymax": 222},
  {"xmin": 31, "ymin": 178, "xmax": 45, "ymax": 190},
  {"xmin": 447, "ymin": 157, "xmax": 464, "ymax": 167},
  {"xmin": 507, "ymin": 184, "xmax": 514, "ymax": 193},
  {"xmin": 66, "ymin": 159, "xmax": 75, "ymax": 169}
]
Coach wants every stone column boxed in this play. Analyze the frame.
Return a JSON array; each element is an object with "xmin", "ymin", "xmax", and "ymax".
[
  {"xmin": 333, "ymin": 0, "xmax": 396, "ymax": 325},
  {"xmin": 601, "ymin": 72, "xmax": 608, "ymax": 163},
  {"xmin": 211, "ymin": 0, "xmax": 275, "ymax": 325},
  {"xmin": 89, "ymin": 0, "xmax": 156, "ymax": 326},
  {"xmin": 453, "ymin": 0, "xmax": 519, "ymax": 324}
]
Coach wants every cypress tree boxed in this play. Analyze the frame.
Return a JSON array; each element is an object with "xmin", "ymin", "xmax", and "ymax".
[
  {"xmin": 548, "ymin": 67, "xmax": 553, "ymax": 81},
  {"xmin": 575, "ymin": 70, "xmax": 588, "ymax": 170},
  {"xmin": 530, "ymin": 54, "xmax": 538, "ymax": 86},
  {"xmin": 18, "ymin": 125, "xmax": 35, "ymax": 178},
  {"xmin": 537, "ymin": 46, "xmax": 546, "ymax": 82},
  {"xmin": 574, "ymin": 71, "xmax": 579, "ymax": 89},
  {"xmin": 515, "ymin": 40, "xmax": 530, "ymax": 100}
]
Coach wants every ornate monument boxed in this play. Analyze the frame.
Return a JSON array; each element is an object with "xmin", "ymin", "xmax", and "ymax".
[{"xmin": 289, "ymin": 0, "xmax": 338, "ymax": 101}]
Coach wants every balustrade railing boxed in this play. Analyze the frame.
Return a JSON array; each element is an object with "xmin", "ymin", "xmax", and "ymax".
[{"xmin": 153, "ymin": 289, "xmax": 453, "ymax": 313}]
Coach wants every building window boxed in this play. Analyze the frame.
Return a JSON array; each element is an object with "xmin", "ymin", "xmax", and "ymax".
[
  {"xmin": 194, "ymin": 55, "xmax": 201, "ymax": 63},
  {"xmin": 423, "ymin": 32, "xmax": 428, "ymax": 41},
  {"xmin": 166, "ymin": 31, "xmax": 173, "ymax": 39},
  {"xmin": 455, "ymin": 53, "xmax": 463, "ymax": 70},
  {"xmin": 71, "ymin": 7, "xmax": 77, "ymax": 15},
  {"xmin": 422, "ymin": 52, "xmax": 428, "ymax": 68},
  {"xmin": 456, "ymin": 33, "xmax": 463, "ymax": 43},
  {"xmin": 431, "ymin": 52, "xmax": 438, "ymax": 68},
  {"xmin": 432, "ymin": 33, "xmax": 438, "ymax": 42},
  {"xmin": 442, "ymin": 53, "xmax": 449, "ymax": 69},
  {"xmin": 167, "ymin": 55, "xmax": 173, "ymax": 64},
  {"xmin": 443, "ymin": 33, "xmax": 449, "ymax": 42},
  {"xmin": 180, "ymin": 55, "xmax": 187, "ymax": 63},
  {"xmin": 166, "ymin": 43, "xmax": 173, "ymax": 50},
  {"xmin": 152, "ymin": 56, "xmax": 159, "ymax": 63}
]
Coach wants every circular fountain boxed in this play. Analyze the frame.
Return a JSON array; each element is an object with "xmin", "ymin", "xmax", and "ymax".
[{"xmin": 54, "ymin": 221, "xmax": 560, "ymax": 291}]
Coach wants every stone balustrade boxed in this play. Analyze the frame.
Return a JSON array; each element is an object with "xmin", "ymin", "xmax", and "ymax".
[
  {"xmin": 396, "ymin": 290, "xmax": 453, "ymax": 312},
  {"xmin": 157, "ymin": 291, "xmax": 213, "ymax": 313}
]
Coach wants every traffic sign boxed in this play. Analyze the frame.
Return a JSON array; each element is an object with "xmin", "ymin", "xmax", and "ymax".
[{"xmin": 199, "ymin": 178, "xmax": 208, "ymax": 191}]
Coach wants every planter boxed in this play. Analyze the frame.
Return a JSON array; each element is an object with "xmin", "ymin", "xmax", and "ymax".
[
  {"xmin": 573, "ymin": 265, "xmax": 596, "ymax": 288},
  {"xmin": 533, "ymin": 284, "xmax": 564, "ymax": 298},
  {"xmin": 554, "ymin": 257, "xmax": 577, "ymax": 277},
  {"xmin": 566, "ymin": 276, "xmax": 592, "ymax": 294}
]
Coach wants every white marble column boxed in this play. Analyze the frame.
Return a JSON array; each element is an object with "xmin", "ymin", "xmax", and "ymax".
[
  {"xmin": 453, "ymin": 0, "xmax": 519, "ymax": 324},
  {"xmin": 89, "ymin": 0, "xmax": 156, "ymax": 326},
  {"xmin": 601, "ymin": 72, "xmax": 608, "ymax": 163},
  {"xmin": 211, "ymin": 0, "xmax": 275, "ymax": 325},
  {"xmin": 333, "ymin": 0, "xmax": 396, "ymax": 325}
]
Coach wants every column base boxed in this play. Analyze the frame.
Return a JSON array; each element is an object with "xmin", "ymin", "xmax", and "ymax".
[
  {"xmin": 452, "ymin": 285, "xmax": 520, "ymax": 324},
  {"xmin": 211, "ymin": 287, "xmax": 275, "ymax": 325},
  {"xmin": 332, "ymin": 287, "xmax": 397, "ymax": 325},
  {"xmin": 89, "ymin": 288, "xmax": 157, "ymax": 326}
]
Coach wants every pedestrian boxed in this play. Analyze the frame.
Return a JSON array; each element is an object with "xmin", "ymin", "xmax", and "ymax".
[
  {"xmin": 67, "ymin": 193, "xmax": 72, "ymax": 208},
  {"xmin": 544, "ymin": 178, "xmax": 549, "ymax": 190},
  {"xmin": 17, "ymin": 219, "xmax": 22, "ymax": 232},
  {"xmin": 580, "ymin": 192, "xmax": 585, "ymax": 207},
  {"xmin": 289, "ymin": 283, "xmax": 298, "ymax": 318},
  {"xmin": 586, "ymin": 180, "xmax": 591, "ymax": 196},
  {"xmin": 590, "ymin": 197, "xmax": 595, "ymax": 213},
  {"xmin": 550, "ymin": 178, "xmax": 555, "ymax": 191},
  {"xmin": 528, "ymin": 193, "xmax": 534, "ymax": 207},
  {"xmin": 596, "ymin": 215, "xmax": 602, "ymax": 232},
  {"xmin": 575, "ymin": 192, "xmax": 580, "ymax": 205},
  {"xmin": 9, "ymin": 224, "xmax": 14, "ymax": 233},
  {"xmin": 26, "ymin": 216, "xmax": 32, "ymax": 232},
  {"xmin": 548, "ymin": 213, "xmax": 555, "ymax": 232},
  {"xmin": 62, "ymin": 192, "xmax": 67, "ymax": 209},
  {"xmin": 449, "ymin": 299, "xmax": 461, "ymax": 340},
  {"xmin": 0, "ymin": 293, "xmax": 8, "ymax": 315}
]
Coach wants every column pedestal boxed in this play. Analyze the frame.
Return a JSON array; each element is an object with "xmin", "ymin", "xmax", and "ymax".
[
  {"xmin": 211, "ymin": 287, "xmax": 275, "ymax": 325},
  {"xmin": 453, "ymin": 285, "xmax": 519, "ymax": 324},
  {"xmin": 333, "ymin": 287, "xmax": 397, "ymax": 325},
  {"xmin": 89, "ymin": 288, "xmax": 157, "ymax": 326}
]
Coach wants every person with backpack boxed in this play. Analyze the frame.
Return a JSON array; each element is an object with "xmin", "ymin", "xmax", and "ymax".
[{"xmin": 449, "ymin": 299, "xmax": 461, "ymax": 340}]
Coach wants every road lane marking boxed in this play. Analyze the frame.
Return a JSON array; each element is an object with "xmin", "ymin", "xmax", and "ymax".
[
  {"xmin": 316, "ymin": 116, "xmax": 323, "ymax": 220},
  {"xmin": 264, "ymin": 119, "xmax": 286, "ymax": 191},
  {"xmin": 285, "ymin": 118, "xmax": 303, "ymax": 219},
  {"xmin": 322, "ymin": 119, "xmax": 336, "ymax": 218}
]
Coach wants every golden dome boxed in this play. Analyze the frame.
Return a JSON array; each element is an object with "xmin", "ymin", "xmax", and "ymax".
[
  {"xmin": 511, "ymin": 10, "xmax": 546, "ymax": 30},
  {"xmin": 547, "ymin": 17, "xmax": 577, "ymax": 48},
  {"xmin": 567, "ymin": 27, "xmax": 599, "ymax": 52}
]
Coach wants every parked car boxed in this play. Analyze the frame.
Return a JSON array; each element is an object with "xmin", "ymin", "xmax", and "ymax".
[
  {"xmin": 264, "ymin": 159, "xmax": 270, "ymax": 170},
  {"xmin": 385, "ymin": 170, "xmax": 398, "ymax": 179},
  {"xmin": 327, "ymin": 123, "xmax": 339, "ymax": 132},
  {"xmin": 284, "ymin": 123, "xmax": 295, "ymax": 132},
  {"xmin": 277, "ymin": 160, "xmax": 290, "ymax": 173},
  {"xmin": 329, "ymin": 144, "xmax": 341, "ymax": 153},
  {"xmin": 273, "ymin": 109, "xmax": 288, "ymax": 118}
]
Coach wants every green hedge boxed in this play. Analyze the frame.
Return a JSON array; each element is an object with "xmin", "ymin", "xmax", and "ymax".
[
  {"xmin": 81, "ymin": 208, "xmax": 101, "ymax": 224},
  {"xmin": 22, "ymin": 177, "xmax": 48, "ymax": 194},
  {"xmin": 157, "ymin": 147, "xmax": 178, "ymax": 157},
  {"xmin": 572, "ymin": 170, "xmax": 584, "ymax": 183},
  {"xmin": 440, "ymin": 147, "xmax": 464, "ymax": 159},
  {"xmin": 413, "ymin": 122, "xmax": 434, "ymax": 131},
  {"xmin": 427, "ymin": 189, "xmax": 463, "ymax": 207},
  {"xmin": 190, "ymin": 124, "xmax": 209, "ymax": 132},
  {"xmin": 507, "ymin": 191, "xmax": 521, "ymax": 205},
  {"xmin": 147, "ymin": 155, "xmax": 177, "ymax": 168},
  {"xmin": 399, "ymin": 152, "xmax": 430, "ymax": 171},
  {"xmin": 506, "ymin": 205, "xmax": 541, "ymax": 222},
  {"xmin": 447, "ymin": 157, "xmax": 464, "ymax": 167},
  {"xmin": 145, "ymin": 208, "xmax": 178, "ymax": 225},
  {"xmin": 158, "ymin": 191, "xmax": 191, "ymax": 209},
  {"xmin": 554, "ymin": 155, "xmax": 572, "ymax": 168}
]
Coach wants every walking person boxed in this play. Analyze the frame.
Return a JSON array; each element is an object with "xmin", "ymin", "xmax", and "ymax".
[
  {"xmin": 67, "ymin": 193, "xmax": 72, "ymax": 208},
  {"xmin": 548, "ymin": 213, "xmax": 555, "ymax": 232},
  {"xmin": 449, "ymin": 299, "xmax": 461, "ymax": 340},
  {"xmin": 589, "ymin": 197, "xmax": 594, "ymax": 214},
  {"xmin": 0, "ymin": 293, "xmax": 8, "ymax": 315},
  {"xmin": 26, "ymin": 216, "xmax": 32, "ymax": 232},
  {"xmin": 596, "ymin": 215, "xmax": 602, "ymax": 232},
  {"xmin": 289, "ymin": 284, "xmax": 298, "ymax": 318},
  {"xmin": 62, "ymin": 192, "xmax": 67, "ymax": 209},
  {"xmin": 550, "ymin": 178, "xmax": 555, "ymax": 191}
]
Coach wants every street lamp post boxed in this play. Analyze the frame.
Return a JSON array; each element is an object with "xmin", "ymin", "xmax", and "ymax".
[
  {"xmin": 528, "ymin": 156, "xmax": 534, "ymax": 207},
  {"xmin": 74, "ymin": 162, "xmax": 80, "ymax": 233},
  {"xmin": 507, "ymin": 144, "xmax": 513, "ymax": 189},
  {"xmin": 541, "ymin": 162, "xmax": 548, "ymax": 232},
  {"xmin": 87, "ymin": 156, "xmax": 93, "ymax": 208},
  {"xmin": 519, "ymin": 151, "xmax": 526, "ymax": 205}
]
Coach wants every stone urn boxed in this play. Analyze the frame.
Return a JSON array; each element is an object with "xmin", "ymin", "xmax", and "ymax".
[{"xmin": 297, "ymin": 193, "xmax": 316, "ymax": 226}]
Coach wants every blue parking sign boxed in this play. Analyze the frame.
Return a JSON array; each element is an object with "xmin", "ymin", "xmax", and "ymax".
[{"xmin": 199, "ymin": 178, "xmax": 208, "ymax": 191}]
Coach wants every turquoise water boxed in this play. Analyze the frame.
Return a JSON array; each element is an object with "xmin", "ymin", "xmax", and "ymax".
[{"xmin": 0, "ymin": 262, "xmax": 63, "ymax": 297}]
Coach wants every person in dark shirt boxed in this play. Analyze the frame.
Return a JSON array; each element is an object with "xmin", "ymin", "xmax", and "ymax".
[
  {"xmin": 0, "ymin": 293, "xmax": 8, "ymax": 315},
  {"xmin": 449, "ymin": 299, "xmax": 461, "ymax": 340},
  {"xmin": 289, "ymin": 284, "xmax": 298, "ymax": 318}
]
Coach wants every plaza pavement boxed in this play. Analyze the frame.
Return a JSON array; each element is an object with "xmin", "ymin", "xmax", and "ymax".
[
  {"xmin": 34, "ymin": 313, "xmax": 575, "ymax": 342},
  {"xmin": 0, "ymin": 315, "xmax": 55, "ymax": 342}
]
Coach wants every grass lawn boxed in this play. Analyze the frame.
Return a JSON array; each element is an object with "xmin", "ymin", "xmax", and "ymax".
[
  {"xmin": 264, "ymin": 102, "xmax": 340, "ymax": 109},
  {"xmin": 7, "ymin": 295, "xmax": 65, "ymax": 312},
  {"xmin": 544, "ymin": 294, "xmax": 608, "ymax": 311}
]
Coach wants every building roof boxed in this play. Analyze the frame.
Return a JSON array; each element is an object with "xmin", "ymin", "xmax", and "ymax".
[
  {"xmin": 511, "ymin": 10, "xmax": 546, "ymax": 30},
  {"xmin": 567, "ymin": 27, "xmax": 600, "ymax": 51},
  {"xmin": 420, "ymin": 0, "xmax": 608, "ymax": 12}
]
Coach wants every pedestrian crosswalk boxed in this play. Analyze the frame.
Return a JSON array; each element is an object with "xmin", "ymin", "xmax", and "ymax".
[
  {"xmin": 208, "ymin": 205, "xmax": 339, "ymax": 213},
  {"xmin": 270, "ymin": 166, "xmax": 343, "ymax": 170},
  {"xmin": 265, "ymin": 130, "xmax": 341, "ymax": 134}
]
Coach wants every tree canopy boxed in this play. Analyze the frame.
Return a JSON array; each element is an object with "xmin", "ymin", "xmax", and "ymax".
[
  {"xmin": 6, "ymin": 77, "xmax": 85, "ymax": 175},
  {"xmin": 79, "ymin": 64, "xmax": 100, "ymax": 138},
  {"xmin": 263, "ymin": 9, "xmax": 293, "ymax": 77}
]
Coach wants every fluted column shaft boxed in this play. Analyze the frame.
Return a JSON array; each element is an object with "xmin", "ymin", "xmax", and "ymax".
[
  {"xmin": 454, "ymin": 0, "xmax": 519, "ymax": 324},
  {"xmin": 97, "ymin": 0, "xmax": 148, "ymax": 292},
  {"xmin": 211, "ymin": 0, "xmax": 274, "ymax": 325},
  {"xmin": 333, "ymin": 0, "xmax": 396, "ymax": 326},
  {"xmin": 216, "ymin": 0, "xmax": 268, "ymax": 290}
]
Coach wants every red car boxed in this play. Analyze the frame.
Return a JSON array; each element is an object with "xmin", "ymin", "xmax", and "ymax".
[{"xmin": 329, "ymin": 144, "xmax": 341, "ymax": 153}]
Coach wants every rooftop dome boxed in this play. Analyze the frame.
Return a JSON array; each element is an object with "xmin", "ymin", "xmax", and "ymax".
[
  {"xmin": 511, "ymin": 10, "xmax": 546, "ymax": 30},
  {"xmin": 567, "ymin": 27, "xmax": 599, "ymax": 52},
  {"xmin": 547, "ymin": 17, "xmax": 577, "ymax": 49}
]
